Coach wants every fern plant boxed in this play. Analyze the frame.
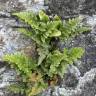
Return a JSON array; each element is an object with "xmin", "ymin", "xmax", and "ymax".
[
  {"xmin": 3, "ymin": 10, "xmax": 90, "ymax": 96},
  {"xmin": 12, "ymin": 11, "xmax": 89, "ymax": 48}
]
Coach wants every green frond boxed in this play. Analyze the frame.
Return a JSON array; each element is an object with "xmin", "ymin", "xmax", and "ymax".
[
  {"xmin": 39, "ymin": 10, "xmax": 49, "ymax": 22},
  {"xmin": 3, "ymin": 52, "xmax": 36, "ymax": 77},
  {"xmin": 60, "ymin": 17, "xmax": 90, "ymax": 40},
  {"xmin": 7, "ymin": 84, "xmax": 25, "ymax": 94},
  {"xmin": 37, "ymin": 47, "xmax": 49, "ymax": 65},
  {"xmin": 12, "ymin": 11, "xmax": 37, "ymax": 25},
  {"xmin": 46, "ymin": 47, "xmax": 84, "ymax": 77},
  {"xmin": 13, "ymin": 11, "xmax": 90, "ymax": 47}
]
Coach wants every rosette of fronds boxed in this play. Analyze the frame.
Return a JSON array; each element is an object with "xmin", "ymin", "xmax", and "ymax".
[{"xmin": 3, "ymin": 10, "xmax": 90, "ymax": 96}]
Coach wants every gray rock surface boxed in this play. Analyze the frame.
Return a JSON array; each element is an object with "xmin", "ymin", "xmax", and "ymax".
[
  {"xmin": 58, "ymin": 68, "xmax": 96, "ymax": 96},
  {"xmin": 0, "ymin": 0, "xmax": 96, "ymax": 96},
  {"xmin": 48, "ymin": 0, "xmax": 96, "ymax": 19},
  {"xmin": 0, "ymin": 0, "xmax": 47, "ymax": 12}
]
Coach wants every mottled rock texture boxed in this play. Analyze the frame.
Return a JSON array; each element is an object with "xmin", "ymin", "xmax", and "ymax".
[
  {"xmin": 0, "ymin": 0, "xmax": 96, "ymax": 96},
  {"xmin": 48, "ymin": 0, "xmax": 96, "ymax": 19}
]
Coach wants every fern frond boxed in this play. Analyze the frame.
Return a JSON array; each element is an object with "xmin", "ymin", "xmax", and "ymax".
[
  {"xmin": 3, "ymin": 52, "xmax": 36, "ymax": 77},
  {"xmin": 60, "ymin": 17, "xmax": 90, "ymax": 40},
  {"xmin": 46, "ymin": 47, "xmax": 84, "ymax": 77},
  {"xmin": 13, "ymin": 11, "xmax": 90, "ymax": 47},
  {"xmin": 7, "ymin": 84, "xmax": 25, "ymax": 94},
  {"xmin": 37, "ymin": 47, "xmax": 49, "ymax": 65},
  {"xmin": 13, "ymin": 11, "xmax": 37, "ymax": 25},
  {"xmin": 39, "ymin": 10, "xmax": 49, "ymax": 22}
]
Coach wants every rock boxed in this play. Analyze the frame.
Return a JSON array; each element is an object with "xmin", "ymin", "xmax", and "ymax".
[
  {"xmin": 0, "ymin": 23, "xmax": 34, "ymax": 59},
  {"xmin": 54, "ymin": 68, "xmax": 96, "ymax": 96},
  {"xmin": 0, "ymin": 0, "xmax": 47, "ymax": 12},
  {"xmin": 6, "ymin": 0, "xmax": 25, "ymax": 12},
  {"xmin": 48, "ymin": 0, "xmax": 96, "ymax": 19},
  {"xmin": 62, "ymin": 65, "xmax": 80, "ymax": 88}
]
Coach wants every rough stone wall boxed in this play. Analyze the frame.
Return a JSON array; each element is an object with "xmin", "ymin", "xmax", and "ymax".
[
  {"xmin": 0, "ymin": 0, "xmax": 96, "ymax": 96},
  {"xmin": 48, "ymin": 0, "xmax": 96, "ymax": 19}
]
